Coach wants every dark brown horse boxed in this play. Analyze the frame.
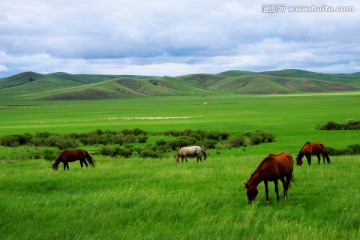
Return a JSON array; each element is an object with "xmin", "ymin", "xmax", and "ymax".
[
  {"xmin": 52, "ymin": 149, "xmax": 95, "ymax": 171},
  {"xmin": 244, "ymin": 152, "xmax": 294, "ymax": 204},
  {"xmin": 296, "ymin": 142, "xmax": 330, "ymax": 166}
]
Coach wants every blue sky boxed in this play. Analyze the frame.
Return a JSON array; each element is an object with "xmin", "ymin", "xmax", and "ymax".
[{"xmin": 0, "ymin": 0, "xmax": 359, "ymax": 77}]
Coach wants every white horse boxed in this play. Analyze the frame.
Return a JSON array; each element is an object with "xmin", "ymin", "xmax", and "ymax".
[{"xmin": 175, "ymin": 146, "xmax": 207, "ymax": 164}]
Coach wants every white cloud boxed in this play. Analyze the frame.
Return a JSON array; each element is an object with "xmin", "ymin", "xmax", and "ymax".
[{"xmin": 0, "ymin": 0, "xmax": 359, "ymax": 77}]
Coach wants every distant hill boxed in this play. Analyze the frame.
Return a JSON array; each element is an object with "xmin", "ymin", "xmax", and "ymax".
[{"xmin": 0, "ymin": 69, "xmax": 358, "ymax": 100}]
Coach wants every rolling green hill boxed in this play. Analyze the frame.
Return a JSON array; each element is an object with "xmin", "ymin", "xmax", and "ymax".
[{"xmin": 0, "ymin": 70, "xmax": 358, "ymax": 100}]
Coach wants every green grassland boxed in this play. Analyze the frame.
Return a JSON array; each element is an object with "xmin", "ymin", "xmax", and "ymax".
[
  {"xmin": 0, "ymin": 71, "xmax": 360, "ymax": 239},
  {"xmin": 1, "ymin": 93, "xmax": 359, "ymax": 154}
]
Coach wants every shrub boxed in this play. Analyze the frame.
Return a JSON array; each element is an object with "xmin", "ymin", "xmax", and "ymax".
[
  {"xmin": 228, "ymin": 130, "xmax": 275, "ymax": 149},
  {"xmin": 228, "ymin": 135, "xmax": 246, "ymax": 148},
  {"xmin": 43, "ymin": 149, "xmax": 58, "ymax": 161},
  {"xmin": 317, "ymin": 120, "xmax": 360, "ymax": 130},
  {"xmin": 347, "ymin": 144, "xmax": 360, "ymax": 154},
  {"xmin": 0, "ymin": 135, "xmax": 20, "ymax": 147},
  {"xmin": 33, "ymin": 149, "xmax": 42, "ymax": 159},
  {"xmin": 113, "ymin": 147, "xmax": 133, "ymax": 158},
  {"xmin": 101, "ymin": 146, "xmax": 133, "ymax": 158},
  {"xmin": 202, "ymin": 139, "xmax": 217, "ymax": 149},
  {"xmin": 327, "ymin": 144, "xmax": 360, "ymax": 155},
  {"xmin": 138, "ymin": 135, "xmax": 148, "ymax": 143},
  {"xmin": 138, "ymin": 148, "xmax": 161, "ymax": 158},
  {"xmin": 168, "ymin": 137, "xmax": 196, "ymax": 150},
  {"xmin": 54, "ymin": 138, "xmax": 78, "ymax": 150}
]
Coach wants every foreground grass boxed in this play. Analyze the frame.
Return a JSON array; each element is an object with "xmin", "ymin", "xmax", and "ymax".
[{"xmin": 1, "ymin": 155, "xmax": 359, "ymax": 239}]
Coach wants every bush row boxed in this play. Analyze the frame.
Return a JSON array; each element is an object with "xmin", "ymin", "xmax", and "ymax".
[
  {"xmin": 0, "ymin": 128, "xmax": 147, "ymax": 149},
  {"xmin": 100, "ymin": 129, "xmax": 275, "ymax": 158},
  {"xmin": 0, "ymin": 128, "xmax": 275, "ymax": 159},
  {"xmin": 317, "ymin": 120, "xmax": 360, "ymax": 130},
  {"xmin": 327, "ymin": 144, "xmax": 360, "ymax": 155},
  {"xmin": 0, "ymin": 147, "xmax": 60, "ymax": 161}
]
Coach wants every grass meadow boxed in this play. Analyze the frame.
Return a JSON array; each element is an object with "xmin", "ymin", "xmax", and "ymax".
[{"xmin": 1, "ymin": 92, "xmax": 360, "ymax": 239}]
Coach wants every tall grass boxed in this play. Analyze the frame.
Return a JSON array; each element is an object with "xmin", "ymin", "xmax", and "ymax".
[{"xmin": 0, "ymin": 155, "xmax": 359, "ymax": 239}]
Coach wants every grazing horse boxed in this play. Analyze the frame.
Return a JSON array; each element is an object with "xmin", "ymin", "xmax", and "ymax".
[
  {"xmin": 52, "ymin": 149, "xmax": 96, "ymax": 171},
  {"xmin": 175, "ymin": 146, "xmax": 207, "ymax": 164},
  {"xmin": 244, "ymin": 152, "xmax": 294, "ymax": 204},
  {"xmin": 296, "ymin": 142, "xmax": 330, "ymax": 166}
]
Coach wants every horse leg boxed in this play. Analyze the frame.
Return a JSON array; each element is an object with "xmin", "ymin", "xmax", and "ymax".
[
  {"xmin": 316, "ymin": 154, "xmax": 321, "ymax": 164},
  {"xmin": 82, "ymin": 157, "xmax": 88, "ymax": 168},
  {"xmin": 280, "ymin": 178, "xmax": 288, "ymax": 200},
  {"xmin": 306, "ymin": 154, "xmax": 311, "ymax": 165},
  {"xmin": 274, "ymin": 179, "xmax": 280, "ymax": 202},
  {"xmin": 325, "ymin": 151, "xmax": 331, "ymax": 164},
  {"xmin": 264, "ymin": 180, "xmax": 270, "ymax": 203},
  {"xmin": 64, "ymin": 162, "xmax": 69, "ymax": 170},
  {"xmin": 321, "ymin": 152, "xmax": 325, "ymax": 164}
]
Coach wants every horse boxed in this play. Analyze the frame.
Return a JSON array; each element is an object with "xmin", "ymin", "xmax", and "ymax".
[
  {"xmin": 175, "ymin": 146, "xmax": 207, "ymax": 164},
  {"xmin": 296, "ymin": 142, "xmax": 330, "ymax": 166},
  {"xmin": 244, "ymin": 152, "xmax": 294, "ymax": 204},
  {"xmin": 52, "ymin": 149, "xmax": 96, "ymax": 171}
]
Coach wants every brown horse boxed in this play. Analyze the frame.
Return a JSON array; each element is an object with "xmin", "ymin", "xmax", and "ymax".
[
  {"xmin": 52, "ymin": 149, "xmax": 96, "ymax": 171},
  {"xmin": 175, "ymin": 146, "xmax": 207, "ymax": 164},
  {"xmin": 244, "ymin": 152, "xmax": 294, "ymax": 204},
  {"xmin": 296, "ymin": 142, "xmax": 330, "ymax": 166}
]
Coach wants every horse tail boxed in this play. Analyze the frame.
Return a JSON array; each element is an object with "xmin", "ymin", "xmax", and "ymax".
[
  {"xmin": 85, "ymin": 151, "xmax": 96, "ymax": 167},
  {"xmin": 322, "ymin": 144, "xmax": 331, "ymax": 163},
  {"xmin": 201, "ymin": 147, "xmax": 207, "ymax": 160},
  {"xmin": 288, "ymin": 172, "xmax": 295, "ymax": 188}
]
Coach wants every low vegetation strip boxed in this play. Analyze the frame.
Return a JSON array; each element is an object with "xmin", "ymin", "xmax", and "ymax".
[
  {"xmin": 327, "ymin": 144, "xmax": 360, "ymax": 155},
  {"xmin": 0, "ymin": 128, "xmax": 275, "ymax": 160},
  {"xmin": 316, "ymin": 119, "xmax": 360, "ymax": 130}
]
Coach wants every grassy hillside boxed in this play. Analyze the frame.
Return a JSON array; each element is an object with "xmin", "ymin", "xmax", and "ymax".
[
  {"xmin": 0, "ymin": 69, "xmax": 358, "ymax": 100},
  {"xmin": 262, "ymin": 69, "xmax": 360, "ymax": 87}
]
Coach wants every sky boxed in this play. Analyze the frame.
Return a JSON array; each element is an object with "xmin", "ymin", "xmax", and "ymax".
[{"xmin": 0, "ymin": 0, "xmax": 359, "ymax": 77}]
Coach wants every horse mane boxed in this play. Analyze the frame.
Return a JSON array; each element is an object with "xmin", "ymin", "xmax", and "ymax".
[
  {"xmin": 250, "ymin": 154, "xmax": 275, "ymax": 178},
  {"xmin": 302, "ymin": 142, "xmax": 311, "ymax": 148},
  {"xmin": 297, "ymin": 142, "xmax": 311, "ymax": 158},
  {"xmin": 53, "ymin": 155, "xmax": 62, "ymax": 165}
]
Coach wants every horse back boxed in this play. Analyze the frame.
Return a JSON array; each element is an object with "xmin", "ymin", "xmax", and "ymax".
[
  {"xmin": 309, "ymin": 142, "xmax": 325, "ymax": 153},
  {"xmin": 179, "ymin": 146, "xmax": 200, "ymax": 156},
  {"xmin": 59, "ymin": 149, "xmax": 87, "ymax": 162},
  {"xmin": 273, "ymin": 152, "xmax": 293, "ymax": 176},
  {"xmin": 260, "ymin": 152, "xmax": 293, "ymax": 179}
]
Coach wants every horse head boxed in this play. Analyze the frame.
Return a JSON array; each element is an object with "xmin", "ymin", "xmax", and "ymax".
[
  {"xmin": 296, "ymin": 156, "xmax": 303, "ymax": 166},
  {"xmin": 52, "ymin": 163, "xmax": 58, "ymax": 171},
  {"xmin": 244, "ymin": 182, "xmax": 258, "ymax": 204},
  {"xmin": 174, "ymin": 155, "xmax": 180, "ymax": 164}
]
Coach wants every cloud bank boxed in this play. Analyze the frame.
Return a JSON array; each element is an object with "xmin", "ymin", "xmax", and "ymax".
[{"xmin": 0, "ymin": 0, "xmax": 359, "ymax": 77}]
